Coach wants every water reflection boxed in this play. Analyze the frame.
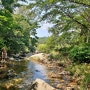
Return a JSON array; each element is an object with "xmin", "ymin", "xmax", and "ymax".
[
  {"xmin": 0, "ymin": 60, "xmax": 49, "ymax": 89},
  {"xmin": 27, "ymin": 61, "xmax": 49, "ymax": 83}
]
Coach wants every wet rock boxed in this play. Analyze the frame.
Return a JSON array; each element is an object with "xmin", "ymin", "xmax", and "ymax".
[
  {"xmin": 29, "ymin": 78, "xmax": 57, "ymax": 90},
  {"xmin": 9, "ymin": 57, "xmax": 15, "ymax": 60},
  {"xmin": 11, "ymin": 78, "xmax": 22, "ymax": 84},
  {"xmin": 35, "ymin": 70, "xmax": 40, "ymax": 72},
  {"xmin": 0, "ymin": 68, "xmax": 8, "ymax": 79},
  {"xmin": 7, "ymin": 69, "xmax": 17, "ymax": 79},
  {"xmin": 2, "ymin": 78, "xmax": 22, "ymax": 89}
]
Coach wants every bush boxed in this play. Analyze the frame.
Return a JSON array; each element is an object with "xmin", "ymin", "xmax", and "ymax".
[
  {"xmin": 37, "ymin": 44, "xmax": 48, "ymax": 53},
  {"xmin": 82, "ymin": 73, "xmax": 90, "ymax": 89},
  {"xmin": 69, "ymin": 44, "xmax": 90, "ymax": 63},
  {"xmin": 66, "ymin": 63, "xmax": 90, "ymax": 89},
  {"xmin": 49, "ymin": 51, "xmax": 60, "ymax": 60}
]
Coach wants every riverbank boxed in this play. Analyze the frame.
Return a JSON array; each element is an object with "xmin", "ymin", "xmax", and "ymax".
[
  {"xmin": 0, "ymin": 56, "xmax": 55, "ymax": 90},
  {"xmin": 0, "ymin": 53, "xmax": 90, "ymax": 90},
  {"xmin": 28, "ymin": 53, "xmax": 90, "ymax": 90},
  {"xmin": 28, "ymin": 53, "xmax": 76, "ymax": 90}
]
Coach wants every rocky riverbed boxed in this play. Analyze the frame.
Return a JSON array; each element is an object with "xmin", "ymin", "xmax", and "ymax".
[
  {"xmin": 0, "ymin": 53, "xmax": 89, "ymax": 90},
  {"xmin": 29, "ymin": 53, "xmax": 81, "ymax": 90},
  {"xmin": 0, "ymin": 56, "xmax": 55, "ymax": 90}
]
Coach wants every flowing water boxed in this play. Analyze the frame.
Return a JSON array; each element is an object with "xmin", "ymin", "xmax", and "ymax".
[{"xmin": 0, "ymin": 60, "xmax": 50, "ymax": 90}]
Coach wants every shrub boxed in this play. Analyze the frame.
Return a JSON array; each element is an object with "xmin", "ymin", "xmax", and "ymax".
[
  {"xmin": 37, "ymin": 44, "xmax": 48, "ymax": 53},
  {"xmin": 49, "ymin": 51, "xmax": 60, "ymax": 60},
  {"xmin": 66, "ymin": 63, "xmax": 90, "ymax": 89},
  {"xmin": 82, "ymin": 73, "xmax": 90, "ymax": 89},
  {"xmin": 69, "ymin": 44, "xmax": 90, "ymax": 63}
]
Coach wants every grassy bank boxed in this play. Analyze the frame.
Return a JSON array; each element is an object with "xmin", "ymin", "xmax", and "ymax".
[{"xmin": 66, "ymin": 63, "xmax": 90, "ymax": 90}]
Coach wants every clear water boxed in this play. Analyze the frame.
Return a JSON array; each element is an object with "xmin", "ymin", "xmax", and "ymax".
[{"xmin": 0, "ymin": 60, "xmax": 49, "ymax": 90}]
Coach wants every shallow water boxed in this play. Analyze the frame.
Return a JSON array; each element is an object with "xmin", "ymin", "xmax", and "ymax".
[{"xmin": 0, "ymin": 60, "xmax": 49, "ymax": 89}]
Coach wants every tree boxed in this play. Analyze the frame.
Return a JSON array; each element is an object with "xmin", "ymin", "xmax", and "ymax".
[
  {"xmin": 28, "ymin": 0, "xmax": 90, "ymax": 62},
  {"xmin": 29, "ymin": 0, "xmax": 90, "ymax": 44},
  {"xmin": 0, "ymin": 9, "xmax": 14, "ymax": 49},
  {"xmin": 0, "ymin": 0, "xmax": 39, "ymax": 54}
]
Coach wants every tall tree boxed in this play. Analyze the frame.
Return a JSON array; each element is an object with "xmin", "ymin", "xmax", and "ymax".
[
  {"xmin": 29, "ymin": 0, "xmax": 90, "ymax": 44},
  {"xmin": 0, "ymin": 0, "xmax": 39, "ymax": 54}
]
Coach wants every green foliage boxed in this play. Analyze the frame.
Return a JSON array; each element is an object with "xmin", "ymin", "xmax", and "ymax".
[
  {"xmin": 69, "ymin": 44, "xmax": 90, "ymax": 63},
  {"xmin": 0, "ymin": 6, "xmax": 38, "ymax": 54},
  {"xmin": 82, "ymin": 73, "xmax": 90, "ymax": 89},
  {"xmin": 37, "ymin": 36, "xmax": 57, "ymax": 52},
  {"xmin": 30, "ymin": 0, "xmax": 90, "ymax": 45},
  {"xmin": 0, "ymin": 9, "xmax": 14, "ymax": 50},
  {"xmin": 30, "ymin": 0, "xmax": 90, "ymax": 64},
  {"xmin": 0, "ymin": 38, "xmax": 5, "ymax": 49},
  {"xmin": 1, "ymin": 0, "xmax": 14, "ymax": 12},
  {"xmin": 37, "ymin": 44, "xmax": 47, "ymax": 53},
  {"xmin": 45, "ymin": 36, "xmax": 56, "ymax": 52},
  {"xmin": 49, "ymin": 51, "xmax": 60, "ymax": 60},
  {"xmin": 66, "ymin": 63, "xmax": 87, "ymax": 76},
  {"xmin": 38, "ymin": 37, "xmax": 47, "ymax": 44},
  {"xmin": 66, "ymin": 63, "xmax": 90, "ymax": 89}
]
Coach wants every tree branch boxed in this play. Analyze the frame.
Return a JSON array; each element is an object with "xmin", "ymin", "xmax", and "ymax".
[{"xmin": 69, "ymin": 0, "xmax": 90, "ymax": 7}]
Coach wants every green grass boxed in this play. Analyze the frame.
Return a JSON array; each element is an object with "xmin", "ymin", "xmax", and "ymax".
[{"xmin": 66, "ymin": 63, "xmax": 90, "ymax": 89}]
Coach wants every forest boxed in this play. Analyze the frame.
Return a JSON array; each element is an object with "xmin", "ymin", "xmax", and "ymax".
[{"xmin": 0, "ymin": 0, "xmax": 90, "ymax": 90}]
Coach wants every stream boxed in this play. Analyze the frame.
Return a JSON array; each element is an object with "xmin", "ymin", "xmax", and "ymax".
[{"xmin": 0, "ymin": 60, "xmax": 54, "ymax": 90}]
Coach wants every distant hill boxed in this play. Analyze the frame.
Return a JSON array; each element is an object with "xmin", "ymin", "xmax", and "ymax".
[{"xmin": 38, "ymin": 37, "xmax": 47, "ymax": 44}]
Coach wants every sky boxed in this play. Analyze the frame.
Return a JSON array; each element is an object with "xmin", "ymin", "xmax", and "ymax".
[
  {"xmin": 17, "ymin": 1, "xmax": 54, "ymax": 37},
  {"xmin": 36, "ymin": 22, "xmax": 53, "ymax": 37}
]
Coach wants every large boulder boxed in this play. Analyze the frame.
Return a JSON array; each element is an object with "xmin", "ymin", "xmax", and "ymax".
[
  {"xmin": 29, "ymin": 79, "xmax": 56, "ymax": 90},
  {"xmin": 29, "ymin": 53, "xmax": 47, "ymax": 61}
]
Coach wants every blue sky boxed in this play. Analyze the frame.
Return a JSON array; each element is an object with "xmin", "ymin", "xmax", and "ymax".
[
  {"xmin": 36, "ymin": 22, "xmax": 53, "ymax": 37},
  {"xmin": 17, "ymin": 1, "xmax": 53, "ymax": 37}
]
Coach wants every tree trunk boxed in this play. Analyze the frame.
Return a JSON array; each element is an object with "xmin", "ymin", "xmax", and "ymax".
[{"xmin": 85, "ymin": 30, "xmax": 89, "ymax": 43}]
